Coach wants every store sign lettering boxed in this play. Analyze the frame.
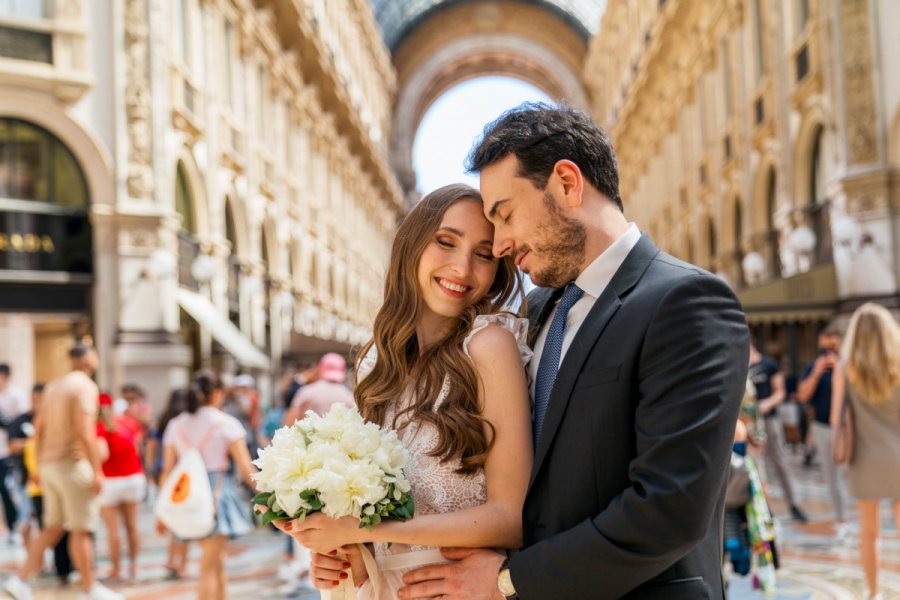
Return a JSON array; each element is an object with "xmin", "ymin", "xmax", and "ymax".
[
  {"xmin": 0, "ymin": 210, "xmax": 92, "ymax": 274},
  {"xmin": 0, "ymin": 232, "xmax": 56, "ymax": 253}
]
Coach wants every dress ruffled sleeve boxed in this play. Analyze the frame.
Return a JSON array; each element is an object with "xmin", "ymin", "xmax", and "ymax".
[
  {"xmin": 463, "ymin": 313, "xmax": 533, "ymax": 367},
  {"xmin": 356, "ymin": 345, "xmax": 378, "ymax": 385}
]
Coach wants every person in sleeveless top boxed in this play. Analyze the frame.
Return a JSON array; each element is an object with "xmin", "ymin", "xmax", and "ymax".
[
  {"xmin": 273, "ymin": 184, "xmax": 533, "ymax": 599},
  {"xmin": 832, "ymin": 303, "xmax": 900, "ymax": 600},
  {"xmin": 158, "ymin": 373, "xmax": 257, "ymax": 600}
]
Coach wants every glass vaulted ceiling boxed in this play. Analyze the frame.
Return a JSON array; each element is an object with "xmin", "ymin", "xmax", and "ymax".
[{"xmin": 372, "ymin": 0, "xmax": 606, "ymax": 51}]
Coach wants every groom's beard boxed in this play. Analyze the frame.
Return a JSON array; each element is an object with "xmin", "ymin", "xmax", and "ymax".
[{"xmin": 526, "ymin": 192, "xmax": 586, "ymax": 288}]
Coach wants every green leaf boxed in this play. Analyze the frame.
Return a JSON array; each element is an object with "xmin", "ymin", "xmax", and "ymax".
[
  {"xmin": 251, "ymin": 492, "xmax": 271, "ymax": 505},
  {"xmin": 261, "ymin": 511, "xmax": 281, "ymax": 526}
]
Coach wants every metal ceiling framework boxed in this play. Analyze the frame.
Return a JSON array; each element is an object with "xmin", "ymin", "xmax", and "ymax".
[{"xmin": 372, "ymin": 0, "xmax": 603, "ymax": 51}]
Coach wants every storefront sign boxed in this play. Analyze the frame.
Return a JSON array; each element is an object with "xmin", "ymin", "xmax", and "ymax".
[{"xmin": 0, "ymin": 211, "xmax": 92, "ymax": 273}]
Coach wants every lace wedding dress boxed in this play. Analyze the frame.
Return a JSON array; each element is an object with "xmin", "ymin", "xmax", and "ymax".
[{"xmin": 356, "ymin": 314, "xmax": 532, "ymax": 600}]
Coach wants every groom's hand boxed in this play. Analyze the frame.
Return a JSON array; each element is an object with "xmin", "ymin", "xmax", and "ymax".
[{"xmin": 398, "ymin": 547, "xmax": 506, "ymax": 600}]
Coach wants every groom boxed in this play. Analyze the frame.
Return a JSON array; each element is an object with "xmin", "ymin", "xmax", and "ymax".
[{"xmin": 399, "ymin": 104, "xmax": 750, "ymax": 599}]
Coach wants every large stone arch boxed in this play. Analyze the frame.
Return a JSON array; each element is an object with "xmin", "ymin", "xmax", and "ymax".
[{"xmin": 388, "ymin": 1, "xmax": 592, "ymax": 199}]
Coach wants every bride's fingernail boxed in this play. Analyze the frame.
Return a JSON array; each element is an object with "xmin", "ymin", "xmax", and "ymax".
[
  {"xmin": 342, "ymin": 562, "xmax": 351, "ymax": 569},
  {"xmin": 339, "ymin": 572, "xmax": 348, "ymax": 580}
]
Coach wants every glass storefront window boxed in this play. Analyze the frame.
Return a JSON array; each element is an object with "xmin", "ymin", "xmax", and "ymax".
[{"xmin": 0, "ymin": 118, "xmax": 88, "ymax": 209}]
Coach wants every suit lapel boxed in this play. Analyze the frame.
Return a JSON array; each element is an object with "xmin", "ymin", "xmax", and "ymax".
[{"xmin": 527, "ymin": 235, "xmax": 660, "ymax": 491}]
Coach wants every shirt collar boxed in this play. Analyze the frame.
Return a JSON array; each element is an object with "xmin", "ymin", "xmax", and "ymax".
[{"xmin": 574, "ymin": 223, "xmax": 642, "ymax": 299}]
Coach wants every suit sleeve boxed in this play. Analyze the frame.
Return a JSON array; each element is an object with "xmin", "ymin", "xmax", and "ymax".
[{"xmin": 510, "ymin": 273, "xmax": 749, "ymax": 599}]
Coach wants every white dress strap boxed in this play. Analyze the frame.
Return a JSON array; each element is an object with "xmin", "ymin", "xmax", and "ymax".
[{"xmin": 462, "ymin": 313, "xmax": 533, "ymax": 367}]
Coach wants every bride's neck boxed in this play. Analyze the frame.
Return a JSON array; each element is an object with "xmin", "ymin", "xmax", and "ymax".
[{"xmin": 415, "ymin": 316, "xmax": 457, "ymax": 352}]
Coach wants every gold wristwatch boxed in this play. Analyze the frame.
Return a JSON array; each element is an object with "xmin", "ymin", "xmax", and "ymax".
[{"xmin": 497, "ymin": 557, "xmax": 519, "ymax": 599}]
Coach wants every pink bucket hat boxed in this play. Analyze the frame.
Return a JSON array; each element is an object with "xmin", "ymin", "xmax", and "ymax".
[{"xmin": 318, "ymin": 353, "xmax": 347, "ymax": 383}]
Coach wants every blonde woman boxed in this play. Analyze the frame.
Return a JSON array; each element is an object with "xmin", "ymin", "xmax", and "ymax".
[{"xmin": 832, "ymin": 302, "xmax": 900, "ymax": 600}]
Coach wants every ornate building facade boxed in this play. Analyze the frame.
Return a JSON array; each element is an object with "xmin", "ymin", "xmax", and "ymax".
[
  {"xmin": 586, "ymin": 0, "xmax": 900, "ymax": 373},
  {"xmin": 0, "ymin": 0, "xmax": 402, "ymax": 408}
]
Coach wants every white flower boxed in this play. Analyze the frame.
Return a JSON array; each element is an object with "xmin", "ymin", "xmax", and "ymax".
[
  {"xmin": 253, "ymin": 404, "xmax": 414, "ymax": 522},
  {"xmin": 317, "ymin": 458, "xmax": 387, "ymax": 518}
]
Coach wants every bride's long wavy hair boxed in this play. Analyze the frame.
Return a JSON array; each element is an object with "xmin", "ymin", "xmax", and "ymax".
[{"xmin": 356, "ymin": 184, "xmax": 524, "ymax": 475}]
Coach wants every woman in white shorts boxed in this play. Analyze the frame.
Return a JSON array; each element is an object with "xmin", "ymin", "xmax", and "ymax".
[{"xmin": 97, "ymin": 393, "xmax": 147, "ymax": 581}]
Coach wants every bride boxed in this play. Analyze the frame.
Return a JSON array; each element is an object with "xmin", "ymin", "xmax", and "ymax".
[{"xmin": 275, "ymin": 183, "xmax": 532, "ymax": 598}]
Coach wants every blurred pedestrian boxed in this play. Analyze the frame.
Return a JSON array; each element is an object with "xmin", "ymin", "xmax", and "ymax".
[
  {"xmin": 0, "ymin": 362, "xmax": 28, "ymax": 541},
  {"xmin": 157, "ymin": 372, "xmax": 257, "ymax": 600},
  {"xmin": 798, "ymin": 327, "xmax": 848, "ymax": 526},
  {"xmin": 3, "ymin": 344, "xmax": 123, "ymax": 600},
  {"xmin": 12, "ymin": 384, "xmax": 74, "ymax": 584},
  {"xmin": 833, "ymin": 303, "xmax": 900, "ymax": 600},
  {"xmin": 222, "ymin": 374, "xmax": 257, "ymax": 459},
  {"xmin": 749, "ymin": 343, "xmax": 807, "ymax": 522},
  {"xmin": 7, "ymin": 384, "xmax": 42, "ymax": 548},
  {"xmin": 144, "ymin": 389, "xmax": 189, "ymax": 580},
  {"xmin": 96, "ymin": 393, "xmax": 146, "ymax": 581},
  {"xmin": 283, "ymin": 353, "xmax": 353, "ymax": 425}
]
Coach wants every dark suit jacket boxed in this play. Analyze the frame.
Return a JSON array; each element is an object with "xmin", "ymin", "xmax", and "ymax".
[{"xmin": 509, "ymin": 235, "xmax": 749, "ymax": 599}]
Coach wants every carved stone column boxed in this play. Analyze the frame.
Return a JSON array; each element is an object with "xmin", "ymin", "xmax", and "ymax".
[
  {"xmin": 111, "ymin": 0, "xmax": 192, "ymax": 411},
  {"xmin": 831, "ymin": 0, "xmax": 897, "ymax": 306}
]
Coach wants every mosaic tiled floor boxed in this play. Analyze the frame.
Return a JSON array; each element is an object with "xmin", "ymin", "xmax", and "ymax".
[{"xmin": 0, "ymin": 447, "xmax": 895, "ymax": 599}]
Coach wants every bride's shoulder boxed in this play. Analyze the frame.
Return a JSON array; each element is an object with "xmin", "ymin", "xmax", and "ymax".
[{"xmin": 464, "ymin": 314, "xmax": 532, "ymax": 367}]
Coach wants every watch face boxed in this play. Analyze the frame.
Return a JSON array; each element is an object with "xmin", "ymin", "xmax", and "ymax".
[{"xmin": 497, "ymin": 568, "xmax": 516, "ymax": 596}]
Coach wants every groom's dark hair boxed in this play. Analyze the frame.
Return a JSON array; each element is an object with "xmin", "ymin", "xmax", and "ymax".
[{"xmin": 466, "ymin": 102, "xmax": 623, "ymax": 212}]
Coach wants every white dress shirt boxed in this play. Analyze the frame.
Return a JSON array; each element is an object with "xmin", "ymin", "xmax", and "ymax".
[{"xmin": 528, "ymin": 223, "xmax": 642, "ymax": 396}]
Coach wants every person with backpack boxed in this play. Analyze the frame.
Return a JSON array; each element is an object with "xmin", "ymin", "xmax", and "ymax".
[{"xmin": 156, "ymin": 371, "xmax": 257, "ymax": 600}]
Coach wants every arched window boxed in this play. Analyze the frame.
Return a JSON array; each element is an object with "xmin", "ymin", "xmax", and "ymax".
[
  {"xmin": 0, "ymin": 118, "xmax": 91, "ymax": 274},
  {"xmin": 175, "ymin": 162, "xmax": 200, "ymax": 289},
  {"xmin": 733, "ymin": 198, "xmax": 744, "ymax": 286},
  {"xmin": 707, "ymin": 216, "xmax": 717, "ymax": 271},
  {"xmin": 225, "ymin": 199, "xmax": 241, "ymax": 327},
  {"xmin": 0, "ymin": 118, "xmax": 87, "ymax": 208},
  {"xmin": 175, "ymin": 164, "xmax": 194, "ymax": 233},
  {"xmin": 766, "ymin": 169, "xmax": 781, "ymax": 277},
  {"xmin": 809, "ymin": 126, "xmax": 832, "ymax": 264}
]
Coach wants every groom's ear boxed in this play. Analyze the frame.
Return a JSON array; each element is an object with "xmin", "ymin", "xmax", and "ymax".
[{"xmin": 552, "ymin": 160, "xmax": 584, "ymax": 208}]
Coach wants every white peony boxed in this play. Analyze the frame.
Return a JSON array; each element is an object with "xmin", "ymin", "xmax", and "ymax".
[
  {"xmin": 317, "ymin": 458, "xmax": 388, "ymax": 518},
  {"xmin": 252, "ymin": 403, "xmax": 414, "ymax": 527}
]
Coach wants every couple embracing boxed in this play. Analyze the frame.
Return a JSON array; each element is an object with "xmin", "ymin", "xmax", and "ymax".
[{"xmin": 277, "ymin": 104, "xmax": 749, "ymax": 599}]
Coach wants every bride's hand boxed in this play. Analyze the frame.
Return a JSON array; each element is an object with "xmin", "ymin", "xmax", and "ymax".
[{"xmin": 293, "ymin": 513, "xmax": 367, "ymax": 554}]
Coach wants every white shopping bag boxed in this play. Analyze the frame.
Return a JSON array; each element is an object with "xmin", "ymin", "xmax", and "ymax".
[{"xmin": 154, "ymin": 448, "xmax": 216, "ymax": 540}]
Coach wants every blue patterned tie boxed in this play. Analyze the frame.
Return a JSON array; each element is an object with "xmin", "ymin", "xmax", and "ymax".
[{"xmin": 533, "ymin": 283, "xmax": 584, "ymax": 445}]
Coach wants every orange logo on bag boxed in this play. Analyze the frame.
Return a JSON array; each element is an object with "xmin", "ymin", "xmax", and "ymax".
[{"xmin": 171, "ymin": 473, "xmax": 191, "ymax": 503}]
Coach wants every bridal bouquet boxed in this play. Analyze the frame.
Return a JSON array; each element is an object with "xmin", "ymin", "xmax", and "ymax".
[{"xmin": 251, "ymin": 403, "xmax": 415, "ymax": 530}]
